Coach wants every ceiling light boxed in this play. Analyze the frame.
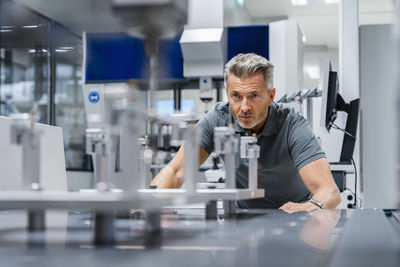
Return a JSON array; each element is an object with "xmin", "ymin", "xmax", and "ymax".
[
  {"xmin": 55, "ymin": 49, "xmax": 68, "ymax": 53},
  {"xmin": 22, "ymin": 25, "xmax": 38, "ymax": 29},
  {"xmin": 291, "ymin": 0, "xmax": 308, "ymax": 6},
  {"xmin": 58, "ymin": 46, "xmax": 74, "ymax": 50},
  {"xmin": 302, "ymin": 35, "xmax": 307, "ymax": 43},
  {"xmin": 0, "ymin": 29, "xmax": 12, "ymax": 33},
  {"xmin": 325, "ymin": 0, "xmax": 339, "ymax": 4},
  {"xmin": 236, "ymin": 0, "xmax": 244, "ymax": 7}
]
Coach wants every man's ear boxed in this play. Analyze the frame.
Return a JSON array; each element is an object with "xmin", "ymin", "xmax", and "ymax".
[{"xmin": 268, "ymin": 88, "xmax": 276, "ymax": 105}]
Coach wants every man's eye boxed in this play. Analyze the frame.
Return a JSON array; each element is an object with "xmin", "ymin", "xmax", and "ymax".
[
  {"xmin": 232, "ymin": 94, "xmax": 240, "ymax": 98},
  {"xmin": 252, "ymin": 93, "xmax": 259, "ymax": 98}
]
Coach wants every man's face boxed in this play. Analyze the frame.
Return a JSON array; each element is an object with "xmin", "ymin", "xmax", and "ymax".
[{"xmin": 227, "ymin": 73, "xmax": 275, "ymax": 133}]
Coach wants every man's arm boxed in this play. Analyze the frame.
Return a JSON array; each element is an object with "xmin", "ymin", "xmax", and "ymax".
[
  {"xmin": 150, "ymin": 145, "xmax": 210, "ymax": 188},
  {"xmin": 279, "ymin": 158, "xmax": 341, "ymax": 213}
]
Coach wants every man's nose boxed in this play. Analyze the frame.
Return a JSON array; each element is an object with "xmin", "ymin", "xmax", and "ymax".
[{"xmin": 240, "ymin": 98, "xmax": 250, "ymax": 113}]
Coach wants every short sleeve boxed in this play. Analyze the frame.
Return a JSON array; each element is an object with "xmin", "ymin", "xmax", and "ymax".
[
  {"xmin": 287, "ymin": 114, "xmax": 326, "ymax": 170},
  {"xmin": 196, "ymin": 109, "xmax": 217, "ymax": 155}
]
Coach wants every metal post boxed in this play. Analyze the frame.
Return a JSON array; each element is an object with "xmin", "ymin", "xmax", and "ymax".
[
  {"xmin": 145, "ymin": 210, "xmax": 161, "ymax": 233},
  {"xmin": 27, "ymin": 210, "xmax": 45, "ymax": 231},
  {"xmin": 206, "ymin": 200, "xmax": 218, "ymax": 220},
  {"xmin": 225, "ymin": 151, "xmax": 236, "ymax": 189},
  {"xmin": 248, "ymin": 157, "xmax": 258, "ymax": 190},
  {"xmin": 183, "ymin": 125, "xmax": 200, "ymax": 193},
  {"xmin": 94, "ymin": 212, "xmax": 115, "ymax": 246},
  {"xmin": 223, "ymin": 200, "xmax": 236, "ymax": 216}
]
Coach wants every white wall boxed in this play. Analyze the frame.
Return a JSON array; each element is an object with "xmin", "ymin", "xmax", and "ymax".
[
  {"xmin": 360, "ymin": 24, "xmax": 397, "ymax": 208},
  {"xmin": 269, "ymin": 20, "xmax": 304, "ymax": 102}
]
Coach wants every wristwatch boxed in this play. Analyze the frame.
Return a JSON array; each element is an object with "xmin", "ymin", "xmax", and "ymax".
[{"xmin": 309, "ymin": 198, "xmax": 325, "ymax": 209}]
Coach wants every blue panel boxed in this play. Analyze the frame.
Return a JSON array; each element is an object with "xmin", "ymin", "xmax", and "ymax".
[
  {"xmin": 159, "ymin": 32, "xmax": 184, "ymax": 79},
  {"xmin": 85, "ymin": 32, "xmax": 184, "ymax": 83},
  {"xmin": 85, "ymin": 32, "xmax": 147, "ymax": 82},
  {"xmin": 227, "ymin": 25, "xmax": 269, "ymax": 62}
]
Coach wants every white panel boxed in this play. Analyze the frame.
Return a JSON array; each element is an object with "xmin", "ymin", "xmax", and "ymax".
[
  {"xmin": 180, "ymin": 28, "xmax": 224, "ymax": 43},
  {"xmin": 269, "ymin": 21, "xmax": 287, "ymax": 101},
  {"xmin": 360, "ymin": 24, "xmax": 397, "ymax": 208},
  {"xmin": 0, "ymin": 116, "xmax": 67, "ymax": 191},
  {"xmin": 188, "ymin": 0, "xmax": 223, "ymax": 28},
  {"xmin": 269, "ymin": 20, "xmax": 303, "ymax": 102}
]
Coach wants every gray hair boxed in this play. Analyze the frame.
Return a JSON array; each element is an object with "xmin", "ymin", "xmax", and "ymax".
[{"xmin": 224, "ymin": 53, "xmax": 274, "ymax": 90}]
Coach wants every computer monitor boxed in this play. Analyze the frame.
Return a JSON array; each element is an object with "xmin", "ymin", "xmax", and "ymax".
[
  {"xmin": 320, "ymin": 60, "xmax": 339, "ymax": 132},
  {"xmin": 319, "ymin": 59, "xmax": 360, "ymax": 164},
  {"xmin": 156, "ymin": 99, "xmax": 196, "ymax": 118}
]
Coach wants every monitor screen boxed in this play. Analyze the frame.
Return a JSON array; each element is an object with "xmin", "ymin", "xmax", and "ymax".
[
  {"xmin": 320, "ymin": 60, "xmax": 339, "ymax": 131},
  {"xmin": 156, "ymin": 99, "xmax": 196, "ymax": 118}
]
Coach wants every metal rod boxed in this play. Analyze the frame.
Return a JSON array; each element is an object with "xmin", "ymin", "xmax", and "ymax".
[
  {"xmin": 27, "ymin": 210, "xmax": 45, "ymax": 231},
  {"xmin": 145, "ymin": 210, "xmax": 161, "ymax": 233},
  {"xmin": 223, "ymin": 200, "xmax": 236, "ymax": 216},
  {"xmin": 249, "ymin": 157, "xmax": 258, "ymax": 190},
  {"xmin": 206, "ymin": 200, "xmax": 218, "ymax": 220},
  {"xmin": 183, "ymin": 126, "xmax": 200, "ymax": 193},
  {"xmin": 94, "ymin": 212, "xmax": 115, "ymax": 246},
  {"xmin": 225, "ymin": 152, "xmax": 236, "ymax": 189}
]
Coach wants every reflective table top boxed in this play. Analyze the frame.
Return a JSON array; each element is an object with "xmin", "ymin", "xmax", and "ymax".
[{"xmin": 0, "ymin": 208, "xmax": 398, "ymax": 267}]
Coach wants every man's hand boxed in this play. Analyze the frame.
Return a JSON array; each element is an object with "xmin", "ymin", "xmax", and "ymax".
[{"xmin": 279, "ymin": 201, "xmax": 321, "ymax": 214}]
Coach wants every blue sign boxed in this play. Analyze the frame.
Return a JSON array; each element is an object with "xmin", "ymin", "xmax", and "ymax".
[{"xmin": 88, "ymin": 91, "xmax": 100, "ymax": 103}]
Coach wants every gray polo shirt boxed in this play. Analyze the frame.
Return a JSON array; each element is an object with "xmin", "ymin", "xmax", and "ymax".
[{"xmin": 196, "ymin": 102, "xmax": 326, "ymax": 209}]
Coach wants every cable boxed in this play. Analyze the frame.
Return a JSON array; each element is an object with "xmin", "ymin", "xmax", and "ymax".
[
  {"xmin": 344, "ymin": 188, "xmax": 362, "ymax": 208},
  {"xmin": 351, "ymin": 157, "xmax": 358, "ymax": 208},
  {"xmin": 331, "ymin": 122, "xmax": 356, "ymax": 140}
]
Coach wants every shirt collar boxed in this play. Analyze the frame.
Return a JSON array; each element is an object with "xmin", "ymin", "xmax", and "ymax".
[{"xmin": 230, "ymin": 102, "xmax": 279, "ymax": 137}]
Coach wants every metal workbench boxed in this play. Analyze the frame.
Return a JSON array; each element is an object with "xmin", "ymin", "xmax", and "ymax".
[{"xmin": 0, "ymin": 208, "xmax": 398, "ymax": 267}]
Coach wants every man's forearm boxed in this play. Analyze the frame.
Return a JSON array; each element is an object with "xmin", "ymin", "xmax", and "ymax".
[
  {"xmin": 150, "ymin": 164, "xmax": 183, "ymax": 189},
  {"xmin": 310, "ymin": 183, "xmax": 341, "ymax": 209}
]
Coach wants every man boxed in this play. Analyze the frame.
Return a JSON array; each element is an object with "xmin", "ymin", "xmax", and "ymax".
[{"xmin": 151, "ymin": 53, "xmax": 341, "ymax": 213}]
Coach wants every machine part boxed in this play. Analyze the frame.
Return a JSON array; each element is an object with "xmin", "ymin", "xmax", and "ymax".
[
  {"xmin": 86, "ymin": 128, "xmax": 114, "ymax": 191},
  {"xmin": 223, "ymin": 200, "xmax": 236, "ymax": 216},
  {"xmin": 214, "ymin": 127, "xmax": 238, "ymax": 189},
  {"xmin": 205, "ymin": 200, "xmax": 218, "ymax": 220},
  {"xmin": 139, "ymin": 136, "xmax": 149, "ymax": 189},
  {"xmin": 204, "ymin": 169, "xmax": 225, "ymax": 183},
  {"xmin": 199, "ymin": 76, "xmax": 213, "ymax": 102},
  {"xmin": 94, "ymin": 212, "xmax": 115, "ymax": 246},
  {"xmin": 9, "ymin": 113, "xmax": 43, "ymax": 190},
  {"xmin": 240, "ymin": 136, "xmax": 260, "ymax": 190},
  {"xmin": 111, "ymin": 0, "xmax": 187, "ymax": 40},
  {"xmin": 27, "ymin": 210, "xmax": 45, "ymax": 231},
  {"xmin": 145, "ymin": 210, "xmax": 161, "ymax": 233},
  {"xmin": 183, "ymin": 125, "xmax": 201, "ymax": 193}
]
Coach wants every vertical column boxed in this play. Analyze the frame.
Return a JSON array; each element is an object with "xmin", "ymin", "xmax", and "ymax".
[
  {"xmin": 339, "ymin": 0, "xmax": 359, "ymax": 101},
  {"xmin": 339, "ymin": 0, "xmax": 361, "ymax": 205}
]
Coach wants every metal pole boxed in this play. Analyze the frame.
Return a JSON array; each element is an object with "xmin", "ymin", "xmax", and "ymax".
[
  {"xmin": 206, "ymin": 200, "xmax": 218, "ymax": 220},
  {"xmin": 248, "ymin": 157, "xmax": 257, "ymax": 190},
  {"xmin": 94, "ymin": 212, "xmax": 115, "ymax": 246},
  {"xmin": 183, "ymin": 126, "xmax": 200, "ymax": 193}
]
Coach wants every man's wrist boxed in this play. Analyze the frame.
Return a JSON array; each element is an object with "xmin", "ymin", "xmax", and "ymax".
[{"xmin": 309, "ymin": 198, "xmax": 325, "ymax": 209}]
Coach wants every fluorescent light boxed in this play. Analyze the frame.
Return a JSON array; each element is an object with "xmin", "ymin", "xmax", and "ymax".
[
  {"xmin": 22, "ymin": 25, "xmax": 38, "ymax": 29},
  {"xmin": 237, "ymin": 0, "xmax": 244, "ymax": 7},
  {"xmin": 306, "ymin": 66, "xmax": 320, "ymax": 80},
  {"xmin": 291, "ymin": 0, "xmax": 308, "ymax": 6},
  {"xmin": 325, "ymin": 0, "xmax": 339, "ymax": 4},
  {"xmin": 58, "ymin": 46, "xmax": 73, "ymax": 50},
  {"xmin": 28, "ymin": 49, "xmax": 36, "ymax": 53},
  {"xmin": 55, "ymin": 49, "xmax": 68, "ymax": 53},
  {"xmin": 0, "ymin": 29, "xmax": 12, "ymax": 33},
  {"xmin": 302, "ymin": 35, "xmax": 307, "ymax": 43}
]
